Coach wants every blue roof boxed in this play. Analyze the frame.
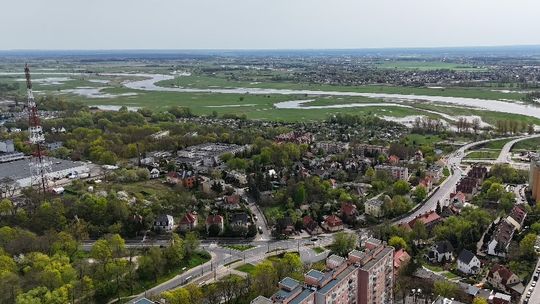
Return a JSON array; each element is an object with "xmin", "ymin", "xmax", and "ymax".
[
  {"xmin": 290, "ymin": 289, "xmax": 314, "ymax": 304},
  {"xmin": 318, "ymin": 279, "xmax": 339, "ymax": 294},
  {"xmin": 280, "ymin": 277, "xmax": 300, "ymax": 290},
  {"xmin": 306, "ymin": 269, "xmax": 325, "ymax": 280}
]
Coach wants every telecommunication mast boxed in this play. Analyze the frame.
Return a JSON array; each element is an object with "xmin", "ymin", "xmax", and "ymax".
[{"xmin": 24, "ymin": 64, "xmax": 51, "ymax": 193}]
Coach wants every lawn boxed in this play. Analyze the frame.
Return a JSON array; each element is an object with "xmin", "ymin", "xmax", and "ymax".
[
  {"xmin": 235, "ymin": 263, "xmax": 257, "ymax": 275},
  {"xmin": 120, "ymin": 251, "xmax": 210, "ymax": 299},
  {"xmin": 224, "ymin": 244, "xmax": 255, "ymax": 251},
  {"xmin": 465, "ymin": 150, "xmax": 500, "ymax": 160},
  {"xmin": 513, "ymin": 137, "xmax": 540, "ymax": 151},
  {"xmin": 482, "ymin": 138, "xmax": 512, "ymax": 150},
  {"xmin": 423, "ymin": 264, "xmax": 444, "ymax": 272},
  {"xmin": 312, "ymin": 247, "xmax": 326, "ymax": 254},
  {"xmin": 404, "ymin": 134, "xmax": 442, "ymax": 147}
]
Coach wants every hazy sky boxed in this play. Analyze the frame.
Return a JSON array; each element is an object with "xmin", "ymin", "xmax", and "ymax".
[{"xmin": 3, "ymin": 0, "xmax": 540, "ymax": 50}]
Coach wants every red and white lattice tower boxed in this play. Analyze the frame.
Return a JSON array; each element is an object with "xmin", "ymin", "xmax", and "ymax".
[{"xmin": 24, "ymin": 64, "xmax": 51, "ymax": 193}]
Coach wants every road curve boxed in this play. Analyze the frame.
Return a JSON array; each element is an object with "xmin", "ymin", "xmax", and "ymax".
[{"xmin": 393, "ymin": 135, "xmax": 534, "ymax": 225}]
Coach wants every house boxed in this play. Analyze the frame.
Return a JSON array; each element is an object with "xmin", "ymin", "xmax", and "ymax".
[
  {"xmin": 206, "ymin": 214, "xmax": 224, "ymax": 234},
  {"xmin": 426, "ymin": 164, "xmax": 444, "ymax": 183},
  {"xmin": 166, "ymin": 170, "xmax": 197, "ymax": 188},
  {"xmin": 450, "ymin": 191, "xmax": 467, "ymax": 207},
  {"xmin": 388, "ymin": 155, "xmax": 400, "ymax": 165},
  {"xmin": 408, "ymin": 211, "xmax": 442, "ymax": 230},
  {"xmin": 231, "ymin": 212, "xmax": 250, "ymax": 229},
  {"xmin": 322, "ymin": 215, "xmax": 343, "ymax": 232},
  {"xmin": 365, "ymin": 198, "xmax": 385, "ymax": 218},
  {"xmin": 154, "ymin": 214, "xmax": 174, "ymax": 232},
  {"xmin": 456, "ymin": 177, "xmax": 479, "ymax": 200},
  {"xmin": 418, "ymin": 177, "xmax": 433, "ymax": 191},
  {"xmin": 457, "ymin": 249, "xmax": 481, "ymax": 275},
  {"xmin": 222, "ymin": 194, "xmax": 241, "ymax": 210},
  {"xmin": 393, "ymin": 249, "xmax": 411, "ymax": 276},
  {"xmin": 179, "ymin": 212, "xmax": 198, "ymax": 232},
  {"xmin": 414, "ymin": 150, "xmax": 424, "ymax": 162},
  {"xmin": 201, "ymin": 178, "xmax": 225, "ymax": 194},
  {"xmin": 276, "ymin": 217, "xmax": 295, "ymax": 236},
  {"xmin": 487, "ymin": 265, "xmax": 524, "ymax": 295},
  {"xmin": 506, "ymin": 205, "xmax": 527, "ymax": 231},
  {"xmin": 150, "ymin": 168, "xmax": 160, "ymax": 179},
  {"xmin": 426, "ymin": 241, "xmax": 454, "ymax": 263},
  {"xmin": 302, "ymin": 216, "xmax": 322, "ymax": 235},
  {"xmin": 375, "ymin": 165, "xmax": 409, "ymax": 180},
  {"xmin": 340, "ymin": 202, "xmax": 359, "ymax": 223},
  {"xmin": 487, "ymin": 219, "xmax": 515, "ymax": 257}
]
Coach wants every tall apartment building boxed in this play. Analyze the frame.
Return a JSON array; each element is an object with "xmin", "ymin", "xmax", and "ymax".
[
  {"xmin": 530, "ymin": 158, "xmax": 540, "ymax": 201},
  {"xmin": 251, "ymin": 240, "xmax": 394, "ymax": 304},
  {"xmin": 374, "ymin": 165, "xmax": 409, "ymax": 181}
]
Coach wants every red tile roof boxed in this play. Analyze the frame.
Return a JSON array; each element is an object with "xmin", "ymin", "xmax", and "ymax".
[
  {"xmin": 393, "ymin": 249, "xmax": 411, "ymax": 270},
  {"xmin": 206, "ymin": 214, "xmax": 224, "ymax": 225},
  {"xmin": 340, "ymin": 203, "xmax": 357, "ymax": 216},
  {"xmin": 180, "ymin": 212, "xmax": 197, "ymax": 224},
  {"xmin": 408, "ymin": 211, "xmax": 441, "ymax": 227},
  {"xmin": 325, "ymin": 215, "xmax": 343, "ymax": 227}
]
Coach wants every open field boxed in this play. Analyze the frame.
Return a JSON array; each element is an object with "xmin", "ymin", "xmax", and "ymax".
[
  {"xmin": 465, "ymin": 150, "xmax": 500, "ymax": 160},
  {"xmin": 512, "ymin": 137, "xmax": 540, "ymax": 151},
  {"xmin": 156, "ymin": 75, "xmax": 525, "ymax": 101},
  {"xmin": 373, "ymin": 60, "xmax": 487, "ymax": 71}
]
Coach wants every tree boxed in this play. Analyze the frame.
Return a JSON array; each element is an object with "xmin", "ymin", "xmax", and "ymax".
[
  {"xmin": 252, "ymin": 260, "xmax": 278, "ymax": 297},
  {"xmin": 520, "ymin": 233, "xmax": 537, "ymax": 261},
  {"xmin": 472, "ymin": 297, "xmax": 488, "ymax": 304},
  {"xmin": 274, "ymin": 252, "xmax": 302, "ymax": 281},
  {"xmin": 434, "ymin": 280, "xmax": 459, "ymax": 298},
  {"xmin": 393, "ymin": 180, "xmax": 411, "ymax": 195},
  {"xmin": 137, "ymin": 247, "xmax": 165, "ymax": 282},
  {"xmin": 388, "ymin": 236, "xmax": 407, "ymax": 250},
  {"xmin": 331, "ymin": 232, "xmax": 358, "ymax": 256},
  {"xmin": 413, "ymin": 185, "xmax": 428, "ymax": 203},
  {"xmin": 162, "ymin": 287, "xmax": 191, "ymax": 304},
  {"xmin": 184, "ymin": 232, "xmax": 199, "ymax": 259},
  {"xmin": 292, "ymin": 183, "xmax": 306, "ymax": 206},
  {"xmin": 164, "ymin": 233, "xmax": 185, "ymax": 269}
]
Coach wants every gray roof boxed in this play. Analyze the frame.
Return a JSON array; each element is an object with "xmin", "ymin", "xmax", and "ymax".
[
  {"xmin": 0, "ymin": 157, "xmax": 86, "ymax": 181},
  {"xmin": 306, "ymin": 269, "xmax": 325, "ymax": 280},
  {"xmin": 457, "ymin": 249, "xmax": 476, "ymax": 264},
  {"xmin": 279, "ymin": 277, "xmax": 300, "ymax": 291}
]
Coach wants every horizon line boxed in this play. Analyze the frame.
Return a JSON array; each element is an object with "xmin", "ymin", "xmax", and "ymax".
[{"xmin": 2, "ymin": 44, "xmax": 540, "ymax": 52}]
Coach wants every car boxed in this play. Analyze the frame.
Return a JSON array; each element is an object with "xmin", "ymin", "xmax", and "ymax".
[
  {"xmin": 532, "ymin": 281, "xmax": 537, "ymax": 287},
  {"xmin": 258, "ymin": 226, "xmax": 263, "ymax": 234},
  {"xmin": 311, "ymin": 237, "xmax": 318, "ymax": 242}
]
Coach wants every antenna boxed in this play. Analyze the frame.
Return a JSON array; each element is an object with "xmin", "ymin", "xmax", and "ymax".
[{"xmin": 25, "ymin": 64, "xmax": 51, "ymax": 193}]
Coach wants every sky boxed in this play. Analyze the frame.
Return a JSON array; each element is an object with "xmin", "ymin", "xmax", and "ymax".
[{"xmin": 2, "ymin": 0, "xmax": 540, "ymax": 50}]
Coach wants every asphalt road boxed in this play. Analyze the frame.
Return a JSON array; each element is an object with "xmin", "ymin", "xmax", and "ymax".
[
  {"xmin": 128, "ymin": 236, "xmax": 334, "ymax": 303},
  {"xmin": 395, "ymin": 135, "xmax": 535, "ymax": 225}
]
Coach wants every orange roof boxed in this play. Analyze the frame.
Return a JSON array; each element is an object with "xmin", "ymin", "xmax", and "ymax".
[
  {"xmin": 408, "ymin": 211, "xmax": 440, "ymax": 227},
  {"xmin": 325, "ymin": 215, "xmax": 343, "ymax": 227},
  {"xmin": 393, "ymin": 249, "xmax": 411, "ymax": 269}
]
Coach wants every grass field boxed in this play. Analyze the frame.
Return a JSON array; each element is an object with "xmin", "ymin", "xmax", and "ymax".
[
  {"xmin": 235, "ymin": 263, "xmax": 257, "ymax": 275},
  {"xmin": 513, "ymin": 137, "xmax": 540, "ymax": 151},
  {"xmin": 465, "ymin": 150, "xmax": 500, "ymax": 160},
  {"xmin": 2, "ymin": 69, "xmax": 539, "ymax": 124},
  {"xmin": 156, "ymin": 75, "xmax": 525, "ymax": 101}
]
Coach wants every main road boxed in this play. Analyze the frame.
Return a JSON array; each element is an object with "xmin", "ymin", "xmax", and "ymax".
[{"xmin": 394, "ymin": 134, "xmax": 537, "ymax": 225}]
